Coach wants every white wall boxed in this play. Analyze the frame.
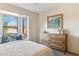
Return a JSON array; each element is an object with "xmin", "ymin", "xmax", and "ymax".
[
  {"xmin": 39, "ymin": 4, "xmax": 79, "ymax": 54},
  {"xmin": 0, "ymin": 4, "xmax": 39, "ymax": 42}
]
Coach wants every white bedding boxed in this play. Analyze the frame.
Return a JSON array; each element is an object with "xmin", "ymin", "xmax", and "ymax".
[{"xmin": 0, "ymin": 40, "xmax": 54, "ymax": 56}]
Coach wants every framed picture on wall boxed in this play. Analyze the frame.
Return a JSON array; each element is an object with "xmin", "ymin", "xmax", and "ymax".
[{"xmin": 47, "ymin": 14, "xmax": 63, "ymax": 29}]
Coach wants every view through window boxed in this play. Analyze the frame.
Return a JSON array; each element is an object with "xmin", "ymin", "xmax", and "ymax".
[
  {"xmin": 3, "ymin": 15, "xmax": 18, "ymax": 41},
  {"xmin": 2, "ymin": 14, "xmax": 29, "ymax": 42},
  {"xmin": 22, "ymin": 17, "xmax": 29, "ymax": 39}
]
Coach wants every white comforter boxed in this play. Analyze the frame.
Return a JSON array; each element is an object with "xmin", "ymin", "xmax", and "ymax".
[{"xmin": 0, "ymin": 40, "xmax": 54, "ymax": 56}]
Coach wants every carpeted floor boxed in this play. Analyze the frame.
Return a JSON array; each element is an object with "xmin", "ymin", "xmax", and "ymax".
[{"xmin": 53, "ymin": 49, "xmax": 78, "ymax": 56}]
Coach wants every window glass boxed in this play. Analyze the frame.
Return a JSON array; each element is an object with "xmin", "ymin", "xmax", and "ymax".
[{"xmin": 3, "ymin": 15, "xmax": 18, "ymax": 42}]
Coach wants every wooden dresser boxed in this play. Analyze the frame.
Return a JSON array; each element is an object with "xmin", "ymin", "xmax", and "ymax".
[{"xmin": 48, "ymin": 34, "xmax": 67, "ymax": 52}]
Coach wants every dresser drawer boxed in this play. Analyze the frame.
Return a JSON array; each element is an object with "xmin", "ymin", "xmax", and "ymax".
[
  {"xmin": 49, "ymin": 44, "xmax": 65, "ymax": 51},
  {"xmin": 48, "ymin": 40, "xmax": 65, "ymax": 46},
  {"xmin": 49, "ymin": 34, "xmax": 65, "ymax": 39},
  {"xmin": 49, "ymin": 37, "xmax": 65, "ymax": 42},
  {"xmin": 49, "ymin": 39, "xmax": 65, "ymax": 43}
]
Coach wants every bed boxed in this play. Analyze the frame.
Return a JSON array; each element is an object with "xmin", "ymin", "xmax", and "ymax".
[{"xmin": 0, "ymin": 40, "xmax": 54, "ymax": 56}]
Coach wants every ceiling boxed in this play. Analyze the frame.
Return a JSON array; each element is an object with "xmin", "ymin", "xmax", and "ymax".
[{"xmin": 11, "ymin": 3, "xmax": 62, "ymax": 14}]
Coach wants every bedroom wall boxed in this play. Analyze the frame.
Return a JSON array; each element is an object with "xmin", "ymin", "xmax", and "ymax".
[
  {"xmin": 0, "ymin": 4, "xmax": 39, "ymax": 42},
  {"xmin": 39, "ymin": 4, "xmax": 79, "ymax": 54}
]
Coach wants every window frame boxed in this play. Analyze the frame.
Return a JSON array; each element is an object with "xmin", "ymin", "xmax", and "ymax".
[{"xmin": 3, "ymin": 14, "xmax": 18, "ymax": 35}]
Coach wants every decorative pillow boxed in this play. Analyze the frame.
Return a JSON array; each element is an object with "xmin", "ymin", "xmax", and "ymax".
[
  {"xmin": 2, "ymin": 34, "xmax": 9, "ymax": 43},
  {"xmin": 21, "ymin": 34, "xmax": 27, "ymax": 40},
  {"xmin": 16, "ymin": 35, "xmax": 22, "ymax": 40},
  {"xmin": 0, "ymin": 33, "xmax": 2, "ymax": 43}
]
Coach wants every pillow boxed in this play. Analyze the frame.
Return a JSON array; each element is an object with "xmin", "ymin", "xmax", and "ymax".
[
  {"xmin": 16, "ymin": 35, "xmax": 22, "ymax": 40},
  {"xmin": 2, "ymin": 34, "xmax": 9, "ymax": 43},
  {"xmin": 21, "ymin": 34, "xmax": 27, "ymax": 40}
]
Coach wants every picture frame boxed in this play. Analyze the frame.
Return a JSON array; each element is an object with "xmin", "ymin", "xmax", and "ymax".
[{"xmin": 47, "ymin": 14, "xmax": 63, "ymax": 29}]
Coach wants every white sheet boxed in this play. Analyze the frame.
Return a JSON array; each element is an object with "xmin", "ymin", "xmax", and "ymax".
[{"xmin": 0, "ymin": 40, "xmax": 54, "ymax": 56}]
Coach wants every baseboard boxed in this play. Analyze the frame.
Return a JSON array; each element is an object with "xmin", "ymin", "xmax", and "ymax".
[{"xmin": 67, "ymin": 51, "xmax": 79, "ymax": 56}]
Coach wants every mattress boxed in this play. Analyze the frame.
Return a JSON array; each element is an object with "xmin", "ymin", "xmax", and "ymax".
[{"xmin": 0, "ymin": 40, "xmax": 54, "ymax": 56}]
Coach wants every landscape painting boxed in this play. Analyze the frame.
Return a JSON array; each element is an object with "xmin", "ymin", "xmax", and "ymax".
[{"xmin": 47, "ymin": 14, "xmax": 63, "ymax": 29}]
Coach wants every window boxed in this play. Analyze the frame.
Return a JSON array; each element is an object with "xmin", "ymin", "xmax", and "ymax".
[
  {"xmin": 0, "ymin": 11, "xmax": 29, "ymax": 43},
  {"xmin": 3, "ymin": 15, "xmax": 18, "ymax": 41},
  {"xmin": 22, "ymin": 17, "xmax": 29, "ymax": 39}
]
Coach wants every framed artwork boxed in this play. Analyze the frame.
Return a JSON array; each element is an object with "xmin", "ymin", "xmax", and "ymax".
[{"xmin": 47, "ymin": 14, "xmax": 63, "ymax": 29}]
